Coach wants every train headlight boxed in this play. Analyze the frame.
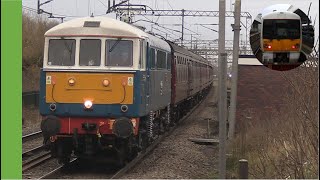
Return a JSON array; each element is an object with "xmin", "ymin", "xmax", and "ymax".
[
  {"xmin": 102, "ymin": 79, "xmax": 110, "ymax": 87},
  {"xmin": 263, "ymin": 44, "xmax": 272, "ymax": 49},
  {"xmin": 84, "ymin": 100, "xmax": 93, "ymax": 109},
  {"xmin": 68, "ymin": 78, "xmax": 76, "ymax": 86}
]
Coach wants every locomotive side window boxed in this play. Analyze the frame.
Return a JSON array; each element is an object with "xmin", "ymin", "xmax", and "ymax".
[
  {"xmin": 167, "ymin": 53, "xmax": 171, "ymax": 70},
  {"xmin": 157, "ymin": 50, "xmax": 166, "ymax": 69},
  {"xmin": 79, "ymin": 39, "xmax": 101, "ymax": 66},
  {"xmin": 106, "ymin": 40, "xmax": 133, "ymax": 67},
  {"xmin": 150, "ymin": 48, "xmax": 156, "ymax": 69},
  {"xmin": 48, "ymin": 39, "xmax": 76, "ymax": 66}
]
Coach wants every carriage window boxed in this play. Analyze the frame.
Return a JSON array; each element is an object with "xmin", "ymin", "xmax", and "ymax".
[
  {"xmin": 157, "ymin": 51, "xmax": 166, "ymax": 69},
  {"xmin": 79, "ymin": 39, "xmax": 101, "ymax": 66},
  {"xmin": 106, "ymin": 40, "xmax": 133, "ymax": 67},
  {"xmin": 48, "ymin": 39, "xmax": 75, "ymax": 66},
  {"xmin": 167, "ymin": 53, "xmax": 171, "ymax": 70},
  {"xmin": 150, "ymin": 48, "xmax": 156, "ymax": 69}
]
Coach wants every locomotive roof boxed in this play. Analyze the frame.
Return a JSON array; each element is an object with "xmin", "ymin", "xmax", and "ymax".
[
  {"xmin": 263, "ymin": 11, "xmax": 300, "ymax": 20},
  {"xmin": 45, "ymin": 16, "xmax": 150, "ymax": 38},
  {"xmin": 45, "ymin": 16, "xmax": 171, "ymax": 52}
]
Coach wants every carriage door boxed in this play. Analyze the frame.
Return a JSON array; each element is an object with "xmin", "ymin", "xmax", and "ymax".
[{"xmin": 187, "ymin": 60, "xmax": 192, "ymax": 96}]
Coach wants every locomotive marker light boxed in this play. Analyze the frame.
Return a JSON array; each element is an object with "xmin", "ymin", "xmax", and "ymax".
[
  {"xmin": 49, "ymin": 103, "xmax": 57, "ymax": 111},
  {"xmin": 68, "ymin": 78, "xmax": 75, "ymax": 86},
  {"xmin": 102, "ymin": 79, "xmax": 110, "ymax": 87},
  {"xmin": 121, "ymin": 105, "xmax": 128, "ymax": 112},
  {"xmin": 84, "ymin": 100, "xmax": 93, "ymax": 109}
]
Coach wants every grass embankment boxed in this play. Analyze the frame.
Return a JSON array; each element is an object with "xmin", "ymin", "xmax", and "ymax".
[{"xmin": 227, "ymin": 57, "xmax": 318, "ymax": 179}]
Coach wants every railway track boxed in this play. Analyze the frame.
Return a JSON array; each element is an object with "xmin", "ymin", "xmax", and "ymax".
[
  {"xmin": 23, "ymin": 131, "xmax": 42, "ymax": 143},
  {"xmin": 36, "ymin": 93, "xmax": 207, "ymax": 179},
  {"xmin": 23, "ymin": 145, "xmax": 45, "ymax": 159},
  {"xmin": 38, "ymin": 158, "xmax": 78, "ymax": 179},
  {"xmin": 113, "ymin": 95, "xmax": 206, "ymax": 178},
  {"xmin": 22, "ymin": 152, "xmax": 52, "ymax": 172},
  {"xmin": 23, "ymin": 131, "xmax": 48, "ymax": 173}
]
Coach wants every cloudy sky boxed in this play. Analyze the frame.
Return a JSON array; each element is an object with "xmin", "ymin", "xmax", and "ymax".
[{"xmin": 22, "ymin": 0, "xmax": 319, "ymax": 48}]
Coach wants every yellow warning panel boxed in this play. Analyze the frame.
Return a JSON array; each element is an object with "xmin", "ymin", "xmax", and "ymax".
[{"xmin": 45, "ymin": 72, "xmax": 134, "ymax": 104}]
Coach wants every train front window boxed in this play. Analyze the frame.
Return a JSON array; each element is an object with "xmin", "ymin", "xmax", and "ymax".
[
  {"xmin": 79, "ymin": 39, "xmax": 101, "ymax": 66},
  {"xmin": 263, "ymin": 19, "xmax": 300, "ymax": 39},
  {"xmin": 106, "ymin": 40, "xmax": 133, "ymax": 67},
  {"xmin": 48, "ymin": 39, "xmax": 75, "ymax": 66}
]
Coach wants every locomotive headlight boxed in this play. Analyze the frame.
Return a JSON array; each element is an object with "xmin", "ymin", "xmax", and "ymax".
[
  {"xmin": 84, "ymin": 100, "xmax": 93, "ymax": 109},
  {"xmin": 263, "ymin": 44, "xmax": 272, "ymax": 49},
  {"xmin": 102, "ymin": 79, "xmax": 110, "ymax": 87},
  {"xmin": 292, "ymin": 44, "xmax": 300, "ymax": 49},
  {"xmin": 68, "ymin": 78, "xmax": 76, "ymax": 86}
]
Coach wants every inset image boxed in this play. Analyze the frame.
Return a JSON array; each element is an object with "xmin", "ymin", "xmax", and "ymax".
[{"xmin": 250, "ymin": 4, "xmax": 315, "ymax": 71}]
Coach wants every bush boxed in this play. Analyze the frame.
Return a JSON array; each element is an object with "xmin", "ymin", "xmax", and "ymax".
[
  {"xmin": 230, "ymin": 55, "xmax": 319, "ymax": 179},
  {"xmin": 22, "ymin": 11, "xmax": 58, "ymax": 70}
]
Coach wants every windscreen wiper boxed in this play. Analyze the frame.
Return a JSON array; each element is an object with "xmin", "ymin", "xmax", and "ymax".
[{"xmin": 109, "ymin": 38, "xmax": 122, "ymax": 52}]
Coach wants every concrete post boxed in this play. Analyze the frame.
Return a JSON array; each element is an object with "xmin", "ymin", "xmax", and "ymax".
[
  {"xmin": 239, "ymin": 159, "xmax": 248, "ymax": 179},
  {"xmin": 218, "ymin": 0, "xmax": 227, "ymax": 178},
  {"xmin": 228, "ymin": 0, "xmax": 241, "ymax": 140}
]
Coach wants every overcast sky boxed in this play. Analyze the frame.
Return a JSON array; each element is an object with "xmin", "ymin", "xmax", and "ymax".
[{"xmin": 22, "ymin": 0, "xmax": 319, "ymax": 47}]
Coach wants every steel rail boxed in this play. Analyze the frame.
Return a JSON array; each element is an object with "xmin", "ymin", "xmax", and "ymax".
[{"xmin": 23, "ymin": 131, "xmax": 42, "ymax": 143}]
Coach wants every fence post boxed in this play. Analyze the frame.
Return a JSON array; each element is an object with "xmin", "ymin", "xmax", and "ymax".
[{"xmin": 239, "ymin": 159, "xmax": 248, "ymax": 179}]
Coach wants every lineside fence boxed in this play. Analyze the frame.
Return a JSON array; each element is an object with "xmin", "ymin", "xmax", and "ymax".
[{"xmin": 23, "ymin": 91, "xmax": 39, "ymax": 107}]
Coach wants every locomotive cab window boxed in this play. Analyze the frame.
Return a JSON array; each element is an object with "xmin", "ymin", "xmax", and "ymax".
[
  {"xmin": 48, "ymin": 39, "xmax": 76, "ymax": 66},
  {"xmin": 106, "ymin": 39, "xmax": 133, "ymax": 67},
  {"xmin": 79, "ymin": 39, "xmax": 101, "ymax": 66},
  {"xmin": 263, "ymin": 19, "xmax": 300, "ymax": 39}
]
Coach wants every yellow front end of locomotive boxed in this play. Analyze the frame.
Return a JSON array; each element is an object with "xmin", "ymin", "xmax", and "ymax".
[
  {"xmin": 45, "ymin": 72, "xmax": 134, "ymax": 104},
  {"xmin": 263, "ymin": 39, "xmax": 301, "ymax": 52}
]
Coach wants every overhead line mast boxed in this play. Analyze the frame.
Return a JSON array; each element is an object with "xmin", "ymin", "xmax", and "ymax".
[
  {"xmin": 37, "ymin": 0, "xmax": 65, "ymax": 22},
  {"xmin": 106, "ymin": 2, "xmax": 252, "ymax": 51}
]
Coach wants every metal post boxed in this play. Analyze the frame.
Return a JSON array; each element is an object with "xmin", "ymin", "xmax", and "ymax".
[
  {"xmin": 228, "ymin": 0, "xmax": 241, "ymax": 140},
  {"xmin": 218, "ymin": 0, "xmax": 227, "ymax": 178},
  {"xmin": 239, "ymin": 159, "xmax": 248, "ymax": 178},
  {"xmin": 37, "ymin": 0, "xmax": 40, "ymax": 14},
  {"xmin": 181, "ymin": 9, "xmax": 185, "ymax": 45},
  {"xmin": 245, "ymin": 17, "xmax": 248, "ymax": 54},
  {"xmin": 191, "ymin": 34, "xmax": 193, "ymax": 49}
]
